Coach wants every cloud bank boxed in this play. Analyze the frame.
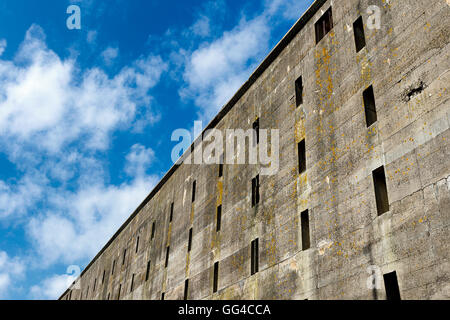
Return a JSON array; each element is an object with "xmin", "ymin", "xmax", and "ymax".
[{"xmin": 0, "ymin": 25, "xmax": 165, "ymax": 299}]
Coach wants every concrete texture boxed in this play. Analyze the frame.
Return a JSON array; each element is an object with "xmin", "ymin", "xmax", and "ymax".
[{"xmin": 60, "ymin": 0, "xmax": 450, "ymax": 300}]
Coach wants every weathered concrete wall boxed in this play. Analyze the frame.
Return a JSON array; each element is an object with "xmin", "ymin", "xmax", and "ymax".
[{"xmin": 61, "ymin": 0, "xmax": 450, "ymax": 300}]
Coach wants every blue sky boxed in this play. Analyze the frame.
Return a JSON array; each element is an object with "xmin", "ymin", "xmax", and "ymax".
[{"xmin": 0, "ymin": 0, "xmax": 313, "ymax": 299}]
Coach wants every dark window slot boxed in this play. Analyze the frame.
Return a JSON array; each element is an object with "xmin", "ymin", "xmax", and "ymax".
[
  {"xmin": 298, "ymin": 139, "xmax": 306, "ymax": 174},
  {"xmin": 384, "ymin": 271, "xmax": 401, "ymax": 300},
  {"xmin": 130, "ymin": 274, "xmax": 135, "ymax": 292},
  {"xmin": 372, "ymin": 166, "xmax": 390, "ymax": 215},
  {"xmin": 145, "ymin": 260, "xmax": 151, "ymax": 281},
  {"xmin": 216, "ymin": 205, "xmax": 222, "ymax": 232},
  {"xmin": 219, "ymin": 154, "xmax": 224, "ymax": 177},
  {"xmin": 295, "ymin": 76, "xmax": 303, "ymax": 107},
  {"xmin": 165, "ymin": 246, "xmax": 170, "ymax": 268},
  {"xmin": 251, "ymin": 175, "xmax": 260, "ymax": 207},
  {"xmin": 170, "ymin": 202, "xmax": 174, "ymax": 222},
  {"xmin": 363, "ymin": 85, "xmax": 377, "ymax": 127},
  {"xmin": 252, "ymin": 118, "xmax": 260, "ymax": 146},
  {"xmin": 135, "ymin": 236, "xmax": 140, "ymax": 253},
  {"xmin": 188, "ymin": 228, "xmax": 193, "ymax": 252},
  {"xmin": 353, "ymin": 16, "xmax": 366, "ymax": 52},
  {"xmin": 251, "ymin": 238, "xmax": 259, "ymax": 275},
  {"xmin": 151, "ymin": 221, "xmax": 156, "ymax": 240},
  {"xmin": 315, "ymin": 7, "xmax": 334, "ymax": 44},
  {"xmin": 301, "ymin": 210, "xmax": 311, "ymax": 250},
  {"xmin": 184, "ymin": 279, "xmax": 189, "ymax": 300},
  {"xmin": 213, "ymin": 262, "xmax": 219, "ymax": 293},
  {"xmin": 192, "ymin": 180, "xmax": 196, "ymax": 202}
]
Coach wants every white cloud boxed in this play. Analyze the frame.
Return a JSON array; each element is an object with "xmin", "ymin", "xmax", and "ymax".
[
  {"xmin": 86, "ymin": 30, "xmax": 98, "ymax": 44},
  {"xmin": 27, "ymin": 173, "xmax": 159, "ymax": 267},
  {"xmin": 190, "ymin": 16, "xmax": 211, "ymax": 37},
  {"xmin": 179, "ymin": 0, "xmax": 313, "ymax": 123},
  {"xmin": 30, "ymin": 273, "xmax": 76, "ymax": 300},
  {"xmin": 101, "ymin": 46, "xmax": 119, "ymax": 65},
  {"xmin": 0, "ymin": 25, "xmax": 165, "ymax": 292},
  {"xmin": 0, "ymin": 251, "xmax": 25, "ymax": 299},
  {"xmin": 0, "ymin": 39, "xmax": 6, "ymax": 56},
  {"xmin": 0, "ymin": 24, "xmax": 166, "ymax": 154},
  {"xmin": 0, "ymin": 274, "xmax": 10, "ymax": 297},
  {"xmin": 125, "ymin": 144, "xmax": 155, "ymax": 178},
  {"xmin": 0, "ymin": 175, "xmax": 43, "ymax": 219},
  {"xmin": 265, "ymin": 0, "xmax": 313, "ymax": 20},
  {"xmin": 181, "ymin": 16, "xmax": 270, "ymax": 120}
]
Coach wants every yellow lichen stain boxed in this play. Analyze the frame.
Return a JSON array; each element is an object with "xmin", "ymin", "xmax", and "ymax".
[
  {"xmin": 294, "ymin": 120, "xmax": 306, "ymax": 143},
  {"xmin": 185, "ymin": 253, "xmax": 190, "ymax": 276},
  {"xmin": 217, "ymin": 180, "xmax": 223, "ymax": 206},
  {"xmin": 299, "ymin": 172, "xmax": 308, "ymax": 188},
  {"xmin": 167, "ymin": 222, "xmax": 172, "ymax": 244}
]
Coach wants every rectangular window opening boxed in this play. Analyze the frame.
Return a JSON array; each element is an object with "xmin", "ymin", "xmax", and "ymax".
[
  {"xmin": 165, "ymin": 246, "xmax": 170, "ymax": 268},
  {"xmin": 102, "ymin": 270, "xmax": 105, "ymax": 284},
  {"xmin": 372, "ymin": 166, "xmax": 390, "ymax": 215},
  {"xmin": 93, "ymin": 278, "xmax": 97, "ymax": 292},
  {"xmin": 135, "ymin": 236, "xmax": 140, "ymax": 253},
  {"xmin": 151, "ymin": 222, "xmax": 156, "ymax": 240},
  {"xmin": 295, "ymin": 76, "xmax": 303, "ymax": 107},
  {"xmin": 130, "ymin": 274, "xmax": 135, "ymax": 292},
  {"xmin": 145, "ymin": 260, "xmax": 151, "ymax": 281},
  {"xmin": 298, "ymin": 139, "xmax": 306, "ymax": 174},
  {"xmin": 363, "ymin": 85, "xmax": 377, "ymax": 127},
  {"xmin": 188, "ymin": 228, "xmax": 193, "ymax": 252},
  {"xmin": 170, "ymin": 202, "xmax": 174, "ymax": 222},
  {"xmin": 111, "ymin": 260, "xmax": 115, "ymax": 275},
  {"xmin": 216, "ymin": 205, "xmax": 222, "ymax": 232},
  {"xmin": 219, "ymin": 163, "xmax": 224, "ymax": 177},
  {"xmin": 213, "ymin": 262, "xmax": 219, "ymax": 293},
  {"xmin": 122, "ymin": 249, "xmax": 127, "ymax": 265},
  {"xmin": 252, "ymin": 118, "xmax": 260, "ymax": 146},
  {"xmin": 384, "ymin": 271, "xmax": 401, "ymax": 300},
  {"xmin": 192, "ymin": 180, "xmax": 196, "ymax": 203},
  {"xmin": 184, "ymin": 279, "xmax": 189, "ymax": 300},
  {"xmin": 161, "ymin": 292, "xmax": 165, "ymax": 300},
  {"xmin": 219, "ymin": 153, "xmax": 224, "ymax": 178},
  {"xmin": 315, "ymin": 7, "xmax": 334, "ymax": 44},
  {"xmin": 301, "ymin": 210, "xmax": 311, "ymax": 250},
  {"xmin": 353, "ymin": 16, "xmax": 366, "ymax": 52},
  {"xmin": 251, "ymin": 238, "xmax": 259, "ymax": 275},
  {"xmin": 251, "ymin": 175, "xmax": 260, "ymax": 207},
  {"xmin": 117, "ymin": 284, "xmax": 121, "ymax": 300}
]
